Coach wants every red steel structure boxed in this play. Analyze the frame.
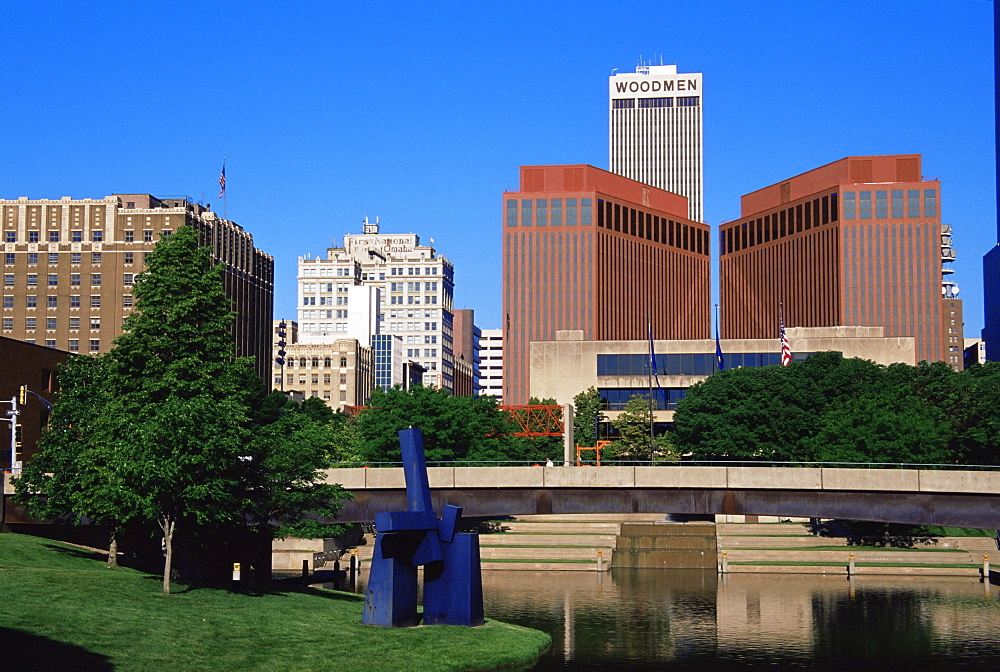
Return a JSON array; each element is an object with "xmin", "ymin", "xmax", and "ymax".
[
  {"xmin": 719, "ymin": 155, "xmax": 961, "ymax": 366},
  {"xmin": 499, "ymin": 404, "xmax": 564, "ymax": 437},
  {"xmin": 503, "ymin": 165, "xmax": 711, "ymax": 404}
]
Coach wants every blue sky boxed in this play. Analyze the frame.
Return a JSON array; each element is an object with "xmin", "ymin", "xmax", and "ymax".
[{"xmin": 2, "ymin": 1, "xmax": 994, "ymax": 337}]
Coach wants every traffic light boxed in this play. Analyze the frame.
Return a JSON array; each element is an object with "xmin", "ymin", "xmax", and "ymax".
[
  {"xmin": 18, "ymin": 385, "xmax": 26, "ymax": 404},
  {"xmin": 275, "ymin": 321, "xmax": 287, "ymax": 366},
  {"xmin": 14, "ymin": 424, "xmax": 22, "ymax": 460},
  {"xmin": 593, "ymin": 413, "xmax": 606, "ymax": 442}
]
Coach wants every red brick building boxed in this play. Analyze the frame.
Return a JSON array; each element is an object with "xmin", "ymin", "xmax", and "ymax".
[
  {"xmin": 503, "ymin": 165, "xmax": 711, "ymax": 404},
  {"xmin": 720, "ymin": 155, "xmax": 961, "ymax": 366},
  {"xmin": 0, "ymin": 337, "xmax": 66, "ymax": 471}
]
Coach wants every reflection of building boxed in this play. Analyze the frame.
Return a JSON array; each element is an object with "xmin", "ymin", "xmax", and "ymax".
[
  {"xmin": 720, "ymin": 155, "xmax": 962, "ymax": 368},
  {"xmin": 0, "ymin": 337, "xmax": 66, "ymax": 470},
  {"xmin": 503, "ymin": 164, "xmax": 711, "ymax": 404},
  {"xmin": 0, "ymin": 194, "xmax": 274, "ymax": 381},
  {"xmin": 296, "ymin": 217, "xmax": 455, "ymax": 391},
  {"xmin": 270, "ymin": 320, "xmax": 373, "ymax": 411},
  {"xmin": 609, "ymin": 64, "xmax": 704, "ymax": 222},
  {"xmin": 530, "ymin": 327, "xmax": 915, "ymax": 423},
  {"xmin": 480, "ymin": 329, "xmax": 504, "ymax": 400}
]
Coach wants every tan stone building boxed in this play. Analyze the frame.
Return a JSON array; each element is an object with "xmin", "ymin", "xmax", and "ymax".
[
  {"xmin": 530, "ymin": 326, "xmax": 916, "ymax": 424},
  {"xmin": 271, "ymin": 321, "xmax": 373, "ymax": 411},
  {"xmin": 1, "ymin": 194, "xmax": 274, "ymax": 381}
]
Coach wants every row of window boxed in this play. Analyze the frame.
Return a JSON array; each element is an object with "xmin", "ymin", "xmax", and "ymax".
[
  {"xmin": 406, "ymin": 349, "xmax": 437, "ymax": 358},
  {"xmin": 389, "ymin": 282, "xmax": 438, "ymax": 292},
  {"xmin": 11, "ymin": 338, "xmax": 101, "ymax": 352},
  {"xmin": 3, "ymin": 273, "xmax": 134, "ymax": 287},
  {"xmin": 386, "ymin": 321, "xmax": 439, "ymax": 331},
  {"xmin": 3, "ymin": 230, "xmax": 161, "ymax": 243},
  {"xmin": 273, "ymin": 373, "xmax": 350, "ymax": 385},
  {"xmin": 277, "ymin": 356, "xmax": 350, "ymax": 369},
  {"xmin": 610, "ymin": 96, "xmax": 700, "ymax": 109},
  {"xmin": 4, "ymin": 317, "xmax": 104, "ymax": 330},
  {"xmin": 388, "ymin": 295, "xmax": 438, "ymax": 305},
  {"xmin": 4, "ymin": 251, "xmax": 140, "ymax": 265},
  {"xmin": 598, "ymin": 199, "xmax": 708, "ymax": 255},
  {"xmin": 3, "ymin": 295, "xmax": 130, "ymax": 308},
  {"xmin": 842, "ymin": 189, "xmax": 936, "ymax": 220},
  {"xmin": 597, "ymin": 351, "xmax": 813, "ymax": 377},
  {"xmin": 722, "ymin": 193, "xmax": 838, "ymax": 254},
  {"xmin": 506, "ymin": 198, "xmax": 594, "ymax": 227}
]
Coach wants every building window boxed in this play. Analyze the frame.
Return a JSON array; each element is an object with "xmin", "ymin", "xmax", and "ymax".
[
  {"xmin": 92, "ymin": 230, "xmax": 103, "ymax": 242},
  {"xmin": 124, "ymin": 230, "xmax": 134, "ymax": 242},
  {"xmin": 123, "ymin": 295, "xmax": 133, "ymax": 308},
  {"xmin": 536, "ymin": 199, "xmax": 547, "ymax": 226},
  {"xmin": 2, "ymin": 318, "xmax": 11, "ymax": 330},
  {"xmin": 48, "ymin": 230, "xmax": 60, "ymax": 242},
  {"xmin": 677, "ymin": 96, "xmax": 700, "ymax": 107},
  {"xmin": 26, "ymin": 317, "xmax": 36, "ymax": 330},
  {"xmin": 924, "ymin": 189, "xmax": 937, "ymax": 217},
  {"xmin": 875, "ymin": 190, "xmax": 887, "ymax": 219},
  {"xmin": 91, "ymin": 273, "xmax": 101, "ymax": 286},
  {"xmin": 71, "ymin": 252, "xmax": 81, "ymax": 264},
  {"xmin": 27, "ymin": 274, "xmax": 37, "ymax": 287},
  {"xmin": 92, "ymin": 252, "xmax": 102, "ymax": 264},
  {"xmin": 638, "ymin": 97, "xmax": 673, "ymax": 108},
  {"xmin": 581, "ymin": 199, "xmax": 592, "ymax": 226},
  {"xmin": 47, "ymin": 253, "xmax": 58, "ymax": 265},
  {"xmin": 70, "ymin": 274, "xmax": 81, "ymax": 286},
  {"xmin": 26, "ymin": 295, "xmax": 36, "ymax": 308},
  {"xmin": 3, "ymin": 296, "xmax": 12, "ymax": 308},
  {"xmin": 311, "ymin": 374, "xmax": 319, "ymax": 384},
  {"xmin": 123, "ymin": 273, "xmax": 134, "ymax": 285},
  {"xmin": 47, "ymin": 274, "xmax": 58, "ymax": 286},
  {"xmin": 47, "ymin": 296, "xmax": 57, "ymax": 308},
  {"xmin": 521, "ymin": 199, "xmax": 533, "ymax": 227},
  {"xmin": 908, "ymin": 190, "xmax": 920, "ymax": 218},
  {"xmin": 91, "ymin": 296, "xmax": 101, "ymax": 308},
  {"xmin": 124, "ymin": 252, "xmax": 134, "ymax": 264},
  {"xmin": 28, "ymin": 231, "xmax": 39, "ymax": 243},
  {"xmin": 842, "ymin": 192, "xmax": 855, "ymax": 219},
  {"xmin": 3, "ymin": 274, "xmax": 12, "ymax": 286},
  {"xmin": 143, "ymin": 230, "xmax": 153, "ymax": 242},
  {"xmin": 70, "ymin": 295, "xmax": 80, "ymax": 308},
  {"xmin": 71, "ymin": 230, "xmax": 83, "ymax": 242},
  {"xmin": 4, "ymin": 232, "xmax": 14, "ymax": 243},
  {"xmin": 90, "ymin": 339, "xmax": 100, "ymax": 352},
  {"xmin": 506, "ymin": 200, "xmax": 518, "ymax": 227},
  {"xmin": 90, "ymin": 318, "xmax": 100, "ymax": 330},
  {"xmin": 3, "ymin": 253, "xmax": 12, "ymax": 265},
  {"xmin": 46, "ymin": 317, "xmax": 57, "ymax": 330},
  {"xmin": 859, "ymin": 191, "xmax": 872, "ymax": 219},
  {"xmin": 324, "ymin": 374, "xmax": 331, "ymax": 384},
  {"xmin": 340, "ymin": 357, "xmax": 347, "ymax": 367},
  {"xmin": 612, "ymin": 98, "xmax": 635, "ymax": 109},
  {"xmin": 339, "ymin": 390, "xmax": 347, "ymax": 401},
  {"xmin": 27, "ymin": 253, "xmax": 38, "ymax": 265},
  {"xmin": 69, "ymin": 339, "xmax": 79, "ymax": 352},
  {"xmin": 69, "ymin": 317, "xmax": 80, "ymax": 330}
]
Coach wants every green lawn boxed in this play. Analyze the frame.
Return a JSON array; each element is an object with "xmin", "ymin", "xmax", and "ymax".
[{"xmin": 0, "ymin": 533, "xmax": 550, "ymax": 672}]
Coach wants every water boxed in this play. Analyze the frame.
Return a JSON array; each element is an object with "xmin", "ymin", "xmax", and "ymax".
[{"xmin": 333, "ymin": 569, "xmax": 1000, "ymax": 670}]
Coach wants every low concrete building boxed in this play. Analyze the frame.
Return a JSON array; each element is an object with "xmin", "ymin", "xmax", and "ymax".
[{"xmin": 530, "ymin": 326, "xmax": 916, "ymax": 423}]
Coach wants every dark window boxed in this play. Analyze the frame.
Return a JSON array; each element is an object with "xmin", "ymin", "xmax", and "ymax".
[
  {"xmin": 875, "ymin": 191, "xmax": 887, "ymax": 219},
  {"xmin": 638, "ymin": 97, "xmax": 673, "ymax": 108},
  {"xmin": 843, "ymin": 192, "xmax": 856, "ymax": 219},
  {"xmin": 612, "ymin": 98, "xmax": 635, "ymax": 109},
  {"xmin": 677, "ymin": 96, "xmax": 699, "ymax": 107},
  {"xmin": 907, "ymin": 190, "xmax": 920, "ymax": 218},
  {"xmin": 924, "ymin": 189, "xmax": 937, "ymax": 217},
  {"xmin": 891, "ymin": 190, "xmax": 904, "ymax": 218}
]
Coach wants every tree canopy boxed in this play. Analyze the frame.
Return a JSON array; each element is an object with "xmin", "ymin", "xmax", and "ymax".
[
  {"xmin": 672, "ymin": 352, "xmax": 1000, "ymax": 465},
  {"xmin": 17, "ymin": 225, "xmax": 349, "ymax": 592}
]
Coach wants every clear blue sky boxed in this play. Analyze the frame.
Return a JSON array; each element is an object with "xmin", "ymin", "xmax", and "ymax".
[{"xmin": 2, "ymin": 1, "xmax": 995, "ymax": 337}]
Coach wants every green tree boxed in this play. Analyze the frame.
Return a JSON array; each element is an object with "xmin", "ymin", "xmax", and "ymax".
[
  {"xmin": 16, "ymin": 355, "xmax": 137, "ymax": 568},
  {"xmin": 355, "ymin": 386, "xmax": 516, "ymax": 463},
  {"xmin": 573, "ymin": 387, "xmax": 603, "ymax": 447},
  {"xmin": 607, "ymin": 394, "xmax": 677, "ymax": 462},
  {"xmin": 18, "ymin": 226, "xmax": 349, "ymax": 592}
]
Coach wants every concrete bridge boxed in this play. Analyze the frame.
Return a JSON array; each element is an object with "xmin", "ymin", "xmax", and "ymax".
[{"xmin": 324, "ymin": 465, "xmax": 1000, "ymax": 529}]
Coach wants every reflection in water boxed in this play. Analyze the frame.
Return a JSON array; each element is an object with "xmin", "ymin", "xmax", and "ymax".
[{"xmin": 334, "ymin": 569, "xmax": 1000, "ymax": 670}]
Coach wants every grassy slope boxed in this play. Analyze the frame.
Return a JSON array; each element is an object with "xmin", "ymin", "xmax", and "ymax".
[{"xmin": 0, "ymin": 534, "xmax": 550, "ymax": 672}]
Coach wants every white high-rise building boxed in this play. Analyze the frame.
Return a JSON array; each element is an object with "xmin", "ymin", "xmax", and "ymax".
[
  {"xmin": 297, "ymin": 217, "xmax": 456, "ymax": 391},
  {"xmin": 609, "ymin": 63, "xmax": 703, "ymax": 222},
  {"xmin": 480, "ymin": 328, "xmax": 504, "ymax": 400}
]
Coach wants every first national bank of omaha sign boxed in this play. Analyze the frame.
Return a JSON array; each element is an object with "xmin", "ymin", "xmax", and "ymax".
[
  {"xmin": 611, "ymin": 76, "xmax": 700, "ymax": 96},
  {"xmin": 346, "ymin": 234, "xmax": 419, "ymax": 255}
]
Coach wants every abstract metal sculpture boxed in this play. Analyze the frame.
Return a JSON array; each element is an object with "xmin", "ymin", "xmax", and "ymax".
[{"xmin": 362, "ymin": 427, "xmax": 485, "ymax": 627}]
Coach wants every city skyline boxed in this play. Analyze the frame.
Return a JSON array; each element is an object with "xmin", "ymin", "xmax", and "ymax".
[{"xmin": 1, "ymin": 2, "xmax": 993, "ymax": 338}]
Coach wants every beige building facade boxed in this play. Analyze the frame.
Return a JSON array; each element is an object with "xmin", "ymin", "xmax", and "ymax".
[
  {"xmin": 530, "ymin": 326, "xmax": 916, "ymax": 423},
  {"xmin": 1, "ymin": 194, "xmax": 274, "ymax": 381},
  {"xmin": 271, "ymin": 321, "xmax": 374, "ymax": 411}
]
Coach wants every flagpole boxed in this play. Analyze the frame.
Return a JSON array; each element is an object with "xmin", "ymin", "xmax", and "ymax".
[
  {"xmin": 219, "ymin": 157, "xmax": 227, "ymax": 221},
  {"xmin": 647, "ymin": 314, "xmax": 654, "ymax": 464}
]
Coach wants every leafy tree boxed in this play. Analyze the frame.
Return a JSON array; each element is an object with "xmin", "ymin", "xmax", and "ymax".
[
  {"xmin": 18, "ymin": 226, "xmax": 349, "ymax": 592},
  {"xmin": 607, "ymin": 394, "xmax": 677, "ymax": 463},
  {"xmin": 573, "ymin": 387, "xmax": 603, "ymax": 447},
  {"xmin": 355, "ymin": 386, "xmax": 516, "ymax": 462}
]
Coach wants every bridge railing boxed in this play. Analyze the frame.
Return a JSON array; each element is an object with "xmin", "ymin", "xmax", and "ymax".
[{"xmin": 328, "ymin": 460, "xmax": 1000, "ymax": 471}]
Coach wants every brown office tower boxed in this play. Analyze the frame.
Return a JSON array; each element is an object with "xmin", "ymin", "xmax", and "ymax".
[
  {"xmin": 1, "ymin": 195, "xmax": 275, "ymax": 382},
  {"xmin": 720, "ymin": 155, "xmax": 962, "ymax": 367},
  {"xmin": 503, "ymin": 165, "xmax": 710, "ymax": 404}
]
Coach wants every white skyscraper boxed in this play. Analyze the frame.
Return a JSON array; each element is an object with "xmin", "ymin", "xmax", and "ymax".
[
  {"xmin": 609, "ymin": 63, "xmax": 704, "ymax": 222},
  {"xmin": 297, "ymin": 217, "xmax": 456, "ymax": 391}
]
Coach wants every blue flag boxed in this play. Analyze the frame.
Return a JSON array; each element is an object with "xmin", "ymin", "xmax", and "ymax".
[{"xmin": 715, "ymin": 323, "xmax": 725, "ymax": 371}]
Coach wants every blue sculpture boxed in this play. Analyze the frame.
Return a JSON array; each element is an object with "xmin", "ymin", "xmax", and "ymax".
[{"xmin": 362, "ymin": 427, "xmax": 485, "ymax": 627}]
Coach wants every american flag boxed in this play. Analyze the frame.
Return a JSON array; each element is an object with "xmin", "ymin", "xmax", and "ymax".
[
  {"xmin": 780, "ymin": 314, "xmax": 792, "ymax": 366},
  {"xmin": 218, "ymin": 162, "xmax": 226, "ymax": 198}
]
